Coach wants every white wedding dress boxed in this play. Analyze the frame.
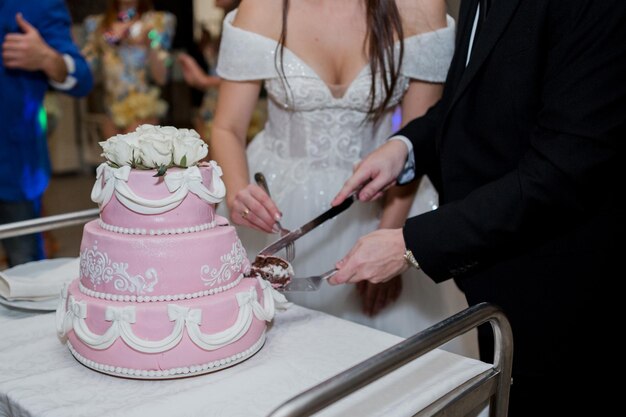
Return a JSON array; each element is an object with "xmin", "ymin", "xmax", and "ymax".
[{"xmin": 217, "ymin": 10, "xmax": 478, "ymax": 358}]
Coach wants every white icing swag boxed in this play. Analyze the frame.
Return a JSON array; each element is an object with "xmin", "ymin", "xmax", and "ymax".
[
  {"xmin": 91, "ymin": 161, "xmax": 226, "ymax": 214},
  {"xmin": 56, "ymin": 278, "xmax": 290, "ymax": 353}
]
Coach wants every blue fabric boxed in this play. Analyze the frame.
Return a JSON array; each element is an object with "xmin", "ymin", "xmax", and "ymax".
[{"xmin": 0, "ymin": 0, "xmax": 93, "ymax": 202}]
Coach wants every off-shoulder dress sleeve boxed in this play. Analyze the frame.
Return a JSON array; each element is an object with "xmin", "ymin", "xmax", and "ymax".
[
  {"xmin": 216, "ymin": 10, "xmax": 279, "ymax": 81},
  {"xmin": 401, "ymin": 15, "xmax": 456, "ymax": 83}
]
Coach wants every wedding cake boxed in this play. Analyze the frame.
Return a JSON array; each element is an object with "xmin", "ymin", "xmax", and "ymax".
[{"xmin": 56, "ymin": 125, "xmax": 288, "ymax": 379}]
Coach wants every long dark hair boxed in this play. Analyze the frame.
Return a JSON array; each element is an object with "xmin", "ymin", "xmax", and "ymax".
[{"xmin": 276, "ymin": 0, "xmax": 404, "ymax": 122}]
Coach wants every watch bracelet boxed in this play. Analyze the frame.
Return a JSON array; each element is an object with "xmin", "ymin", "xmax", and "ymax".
[{"xmin": 404, "ymin": 249, "xmax": 421, "ymax": 270}]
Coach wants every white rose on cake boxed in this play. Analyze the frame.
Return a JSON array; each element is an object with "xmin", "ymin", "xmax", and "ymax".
[
  {"xmin": 135, "ymin": 124, "xmax": 160, "ymax": 135},
  {"xmin": 173, "ymin": 133, "xmax": 208, "ymax": 167},
  {"xmin": 176, "ymin": 128, "xmax": 200, "ymax": 138},
  {"xmin": 157, "ymin": 125, "xmax": 180, "ymax": 137},
  {"xmin": 138, "ymin": 132, "xmax": 173, "ymax": 168},
  {"xmin": 99, "ymin": 133, "xmax": 139, "ymax": 167},
  {"xmin": 99, "ymin": 125, "xmax": 209, "ymax": 174}
]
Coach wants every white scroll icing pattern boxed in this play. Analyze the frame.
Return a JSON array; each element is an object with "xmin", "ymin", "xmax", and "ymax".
[
  {"xmin": 80, "ymin": 242, "xmax": 158, "ymax": 295},
  {"xmin": 90, "ymin": 161, "xmax": 226, "ymax": 214},
  {"xmin": 201, "ymin": 239, "xmax": 250, "ymax": 287},
  {"xmin": 56, "ymin": 277, "xmax": 290, "ymax": 353}
]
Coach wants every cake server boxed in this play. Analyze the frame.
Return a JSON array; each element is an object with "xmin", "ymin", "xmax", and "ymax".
[
  {"xmin": 281, "ymin": 268, "xmax": 338, "ymax": 292},
  {"xmin": 257, "ymin": 193, "xmax": 357, "ymax": 258}
]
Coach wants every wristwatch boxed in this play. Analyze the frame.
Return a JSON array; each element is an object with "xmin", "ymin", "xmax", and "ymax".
[{"xmin": 403, "ymin": 249, "xmax": 421, "ymax": 270}]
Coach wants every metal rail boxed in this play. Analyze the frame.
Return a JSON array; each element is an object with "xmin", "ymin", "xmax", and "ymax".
[
  {"xmin": 267, "ymin": 302, "xmax": 513, "ymax": 417},
  {"xmin": 0, "ymin": 208, "xmax": 99, "ymax": 239}
]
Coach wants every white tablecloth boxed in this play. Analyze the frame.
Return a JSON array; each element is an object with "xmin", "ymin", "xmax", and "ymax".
[{"xmin": 0, "ymin": 304, "xmax": 491, "ymax": 417}]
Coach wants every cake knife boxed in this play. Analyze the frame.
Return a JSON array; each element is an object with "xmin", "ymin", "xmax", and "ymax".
[{"xmin": 257, "ymin": 194, "xmax": 357, "ymax": 258}]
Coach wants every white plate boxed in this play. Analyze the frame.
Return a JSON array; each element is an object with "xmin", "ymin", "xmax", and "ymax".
[{"xmin": 0, "ymin": 258, "xmax": 75, "ymax": 312}]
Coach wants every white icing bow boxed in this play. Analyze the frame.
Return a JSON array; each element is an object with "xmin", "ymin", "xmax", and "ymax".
[
  {"xmin": 105, "ymin": 306, "xmax": 136, "ymax": 323},
  {"xmin": 90, "ymin": 162, "xmax": 226, "ymax": 214}
]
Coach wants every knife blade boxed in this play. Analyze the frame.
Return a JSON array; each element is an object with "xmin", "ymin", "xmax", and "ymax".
[{"xmin": 258, "ymin": 194, "xmax": 356, "ymax": 257}]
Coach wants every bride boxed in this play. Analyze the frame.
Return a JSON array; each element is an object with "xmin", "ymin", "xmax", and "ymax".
[{"xmin": 211, "ymin": 0, "xmax": 477, "ymax": 357}]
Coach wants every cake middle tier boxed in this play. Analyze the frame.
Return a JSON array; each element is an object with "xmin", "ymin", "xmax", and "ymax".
[{"xmin": 79, "ymin": 220, "xmax": 251, "ymax": 301}]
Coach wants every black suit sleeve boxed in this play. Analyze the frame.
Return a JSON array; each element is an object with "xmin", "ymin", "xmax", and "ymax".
[
  {"xmin": 394, "ymin": 99, "xmax": 443, "ymax": 186},
  {"xmin": 402, "ymin": 1, "xmax": 626, "ymax": 282}
]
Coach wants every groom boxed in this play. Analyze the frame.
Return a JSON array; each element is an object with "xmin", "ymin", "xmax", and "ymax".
[{"xmin": 330, "ymin": 0, "xmax": 624, "ymax": 415}]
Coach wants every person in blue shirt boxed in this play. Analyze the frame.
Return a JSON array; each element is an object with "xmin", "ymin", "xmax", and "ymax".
[{"xmin": 0, "ymin": 0, "xmax": 93, "ymax": 267}]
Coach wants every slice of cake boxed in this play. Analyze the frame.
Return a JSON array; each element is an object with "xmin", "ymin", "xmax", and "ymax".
[
  {"xmin": 56, "ymin": 125, "xmax": 289, "ymax": 379},
  {"xmin": 250, "ymin": 255, "xmax": 294, "ymax": 290}
]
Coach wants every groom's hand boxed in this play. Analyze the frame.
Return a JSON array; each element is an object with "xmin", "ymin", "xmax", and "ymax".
[
  {"xmin": 332, "ymin": 140, "xmax": 409, "ymax": 205},
  {"xmin": 329, "ymin": 228, "xmax": 409, "ymax": 285}
]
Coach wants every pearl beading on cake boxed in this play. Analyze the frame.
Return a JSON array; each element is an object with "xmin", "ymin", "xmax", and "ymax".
[
  {"xmin": 78, "ymin": 274, "xmax": 243, "ymax": 302},
  {"xmin": 66, "ymin": 333, "xmax": 266, "ymax": 379},
  {"xmin": 98, "ymin": 219, "xmax": 217, "ymax": 235}
]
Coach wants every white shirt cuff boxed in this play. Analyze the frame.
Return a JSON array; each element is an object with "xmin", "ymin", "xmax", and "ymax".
[
  {"xmin": 49, "ymin": 54, "xmax": 77, "ymax": 90},
  {"xmin": 389, "ymin": 135, "xmax": 415, "ymax": 185}
]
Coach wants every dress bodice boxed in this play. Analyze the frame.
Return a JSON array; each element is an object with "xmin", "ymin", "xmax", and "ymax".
[{"xmin": 217, "ymin": 9, "xmax": 455, "ymax": 171}]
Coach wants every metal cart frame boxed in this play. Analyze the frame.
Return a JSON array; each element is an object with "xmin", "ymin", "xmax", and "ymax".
[{"xmin": 269, "ymin": 302, "xmax": 512, "ymax": 417}]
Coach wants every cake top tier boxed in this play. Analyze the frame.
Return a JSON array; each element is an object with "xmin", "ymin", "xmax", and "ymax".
[
  {"xmin": 92, "ymin": 125, "xmax": 226, "ymax": 229},
  {"xmin": 99, "ymin": 124, "xmax": 209, "ymax": 171}
]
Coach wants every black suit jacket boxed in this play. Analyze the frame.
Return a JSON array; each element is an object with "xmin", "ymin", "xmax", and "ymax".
[{"xmin": 397, "ymin": 0, "xmax": 625, "ymax": 378}]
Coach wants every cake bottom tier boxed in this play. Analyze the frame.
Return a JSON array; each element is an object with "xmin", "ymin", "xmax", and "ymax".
[{"xmin": 57, "ymin": 277, "xmax": 280, "ymax": 379}]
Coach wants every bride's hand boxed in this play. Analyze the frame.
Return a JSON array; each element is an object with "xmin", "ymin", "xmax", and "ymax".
[
  {"xmin": 356, "ymin": 275, "xmax": 402, "ymax": 317},
  {"xmin": 229, "ymin": 184, "xmax": 282, "ymax": 234}
]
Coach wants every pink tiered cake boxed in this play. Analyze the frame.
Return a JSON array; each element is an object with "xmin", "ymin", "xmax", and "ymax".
[{"xmin": 56, "ymin": 125, "xmax": 288, "ymax": 379}]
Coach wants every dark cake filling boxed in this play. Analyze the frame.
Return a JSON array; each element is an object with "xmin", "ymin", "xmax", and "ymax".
[{"xmin": 249, "ymin": 255, "xmax": 294, "ymax": 290}]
